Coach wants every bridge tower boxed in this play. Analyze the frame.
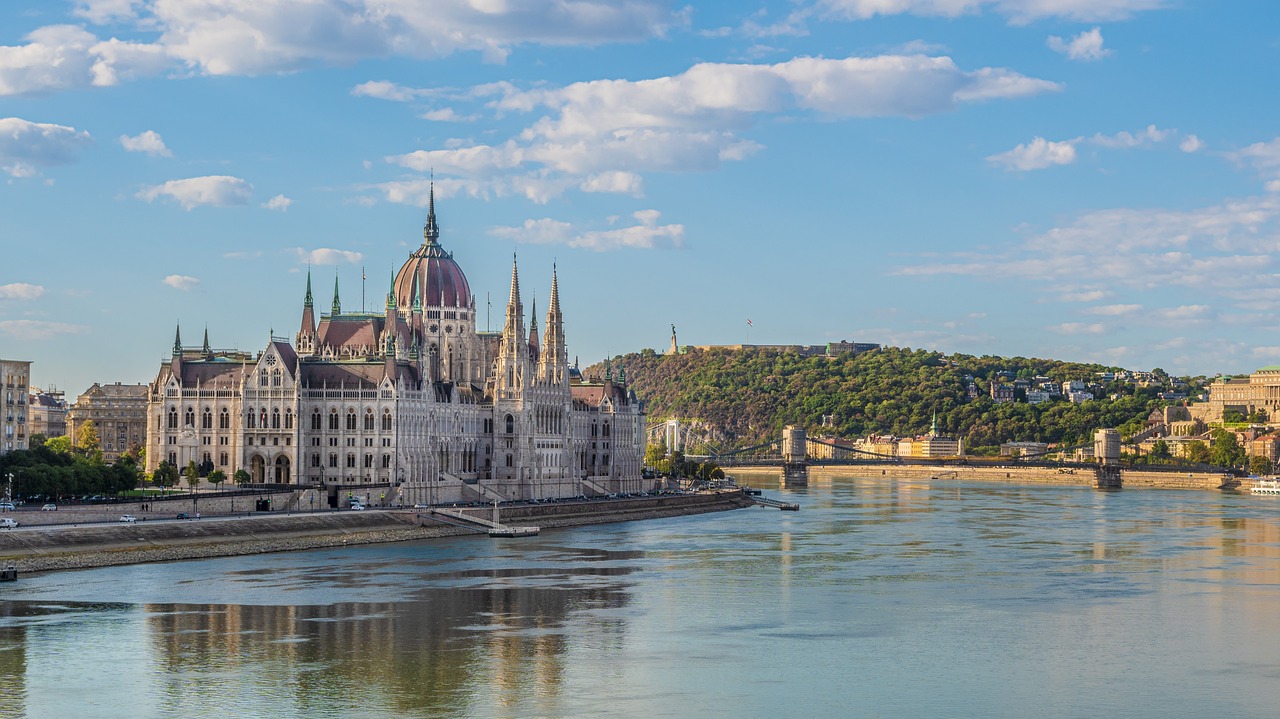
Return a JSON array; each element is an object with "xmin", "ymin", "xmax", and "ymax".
[
  {"xmin": 1094, "ymin": 429, "xmax": 1122, "ymax": 489},
  {"xmin": 782, "ymin": 425, "xmax": 809, "ymax": 486}
]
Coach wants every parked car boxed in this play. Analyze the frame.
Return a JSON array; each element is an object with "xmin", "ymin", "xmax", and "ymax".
[
  {"xmin": 176, "ymin": 512, "xmax": 189, "ymax": 519},
  {"xmin": 0, "ymin": 502, "xmax": 15, "ymax": 511},
  {"xmin": 349, "ymin": 503, "xmax": 365, "ymax": 511},
  {"xmin": 41, "ymin": 504, "xmax": 56, "ymax": 511},
  {"xmin": 0, "ymin": 518, "xmax": 17, "ymax": 529},
  {"xmin": 119, "ymin": 515, "xmax": 137, "ymax": 523}
]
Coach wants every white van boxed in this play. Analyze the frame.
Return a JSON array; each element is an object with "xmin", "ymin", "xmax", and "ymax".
[{"xmin": 0, "ymin": 518, "xmax": 18, "ymax": 529}]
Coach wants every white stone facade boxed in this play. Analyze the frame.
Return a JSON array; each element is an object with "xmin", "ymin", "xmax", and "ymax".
[{"xmin": 146, "ymin": 195, "xmax": 645, "ymax": 506}]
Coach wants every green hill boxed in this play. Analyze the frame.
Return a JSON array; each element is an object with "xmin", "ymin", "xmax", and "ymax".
[{"xmin": 595, "ymin": 346, "xmax": 1188, "ymax": 451}]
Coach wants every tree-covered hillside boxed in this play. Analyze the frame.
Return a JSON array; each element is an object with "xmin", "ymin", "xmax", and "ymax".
[{"xmin": 596, "ymin": 347, "xmax": 1186, "ymax": 449}]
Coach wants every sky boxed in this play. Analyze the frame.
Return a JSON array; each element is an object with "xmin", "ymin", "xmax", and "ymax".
[{"xmin": 2, "ymin": 0, "xmax": 1279, "ymax": 397}]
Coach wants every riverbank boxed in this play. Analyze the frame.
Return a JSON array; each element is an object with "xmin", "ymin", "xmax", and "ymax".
[
  {"xmin": 786, "ymin": 463, "xmax": 1235, "ymax": 489},
  {"xmin": 0, "ymin": 490, "xmax": 753, "ymax": 575}
]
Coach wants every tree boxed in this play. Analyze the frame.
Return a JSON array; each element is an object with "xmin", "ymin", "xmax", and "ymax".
[
  {"xmin": 1210, "ymin": 430, "xmax": 1246, "ymax": 469},
  {"xmin": 1185, "ymin": 440, "xmax": 1211, "ymax": 465},
  {"xmin": 1248, "ymin": 409, "xmax": 1269, "ymax": 424},
  {"xmin": 1150, "ymin": 439, "xmax": 1171, "ymax": 461},
  {"xmin": 152, "ymin": 462, "xmax": 179, "ymax": 492},
  {"xmin": 234, "ymin": 469, "xmax": 251, "ymax": 488},
  {"xmin": 28, "ymin": 433, "xmax": 47, "ymax": 448},
  {"xmin": 75, "ymin": 420, "xmax": 102, "ymax": 463},
  {"xmin": 1248, "ymin": 455, "xmax": 1273, "ymax": 476},
  {"xmin": 207, "ymin": 469, "xmax": 226, "ymax": 491},
  {"xmin": 184, "ymin": 460, "xmax": 200, "ymax": 492},
  {"xmin": 45, "ymin": 436, "xmax": 73, "ymax": 455},
  {"xmin": 1223, "ymin": 409, "xmax": 1246, "ymax": 424}
]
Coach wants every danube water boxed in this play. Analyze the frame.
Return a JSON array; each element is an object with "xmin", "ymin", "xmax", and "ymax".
[{"xmin": 3, "ymin": 474, "xmax": 1280, "ymax": 718}]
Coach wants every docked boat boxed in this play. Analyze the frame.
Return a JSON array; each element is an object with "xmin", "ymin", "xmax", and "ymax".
[{"xmin": 1251, "ymin": 479, "xmax": 1280, "ymax": 495}]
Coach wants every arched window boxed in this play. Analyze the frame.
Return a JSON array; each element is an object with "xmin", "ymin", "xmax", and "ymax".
[
  {"xmin": 505, "ymin": 454, "xmax": 513, "ymax": 467},
  {"xmin": 328, "ymin": 410, "xmax": 339, "ymax": 431},
  {"xmin": 603, "ymin": 421, "xmax": 610, "ymax": 438},
  {"xmin": 284, "ymin": 409, "xmax": 294, "ymax": 430},
  {"xmin": 260, "ymin": 409, "xmax": 268, "ymax": 428},
  {"xmin": 381, "ymin": 411, "xmax": 393, "ymax": 432},
  {"xmin": 201, "ymin": 408, "xmax": 212, "ymax": 429},
  {"xmin": 259, "ymin": 370, "xmax": 269, "ymax": 387},
  {"xmin": 346, "ymin": 410, "xmax": 357, "ymax": 431},
  {"xmin": 505, "ymin": 414, "xmax": 514, "ymax": 434},
  {"xmin": 246, "ymin": 409, "xmax": 257, "ymax": 429},
  {"xmin": 346, "ymin": 453, "xmax": 356, "ymax": 468},
  {"xmin": 364, "ymin": 409, "xmax": 375, "ymax": 431},
  {"xmin": 312, "ymin": 410, "xmax": 322, "ymax": 431},
  {"xmin": 271, "ymin": 369, "xmax": 282, "ymax": 387},
  {"xmin": 271, "ymin": 408, "xmax": 281, "ymax": 429},
  {"xmin": 167, "ymin": 408, "xmax": 178, "ymax": 429},
  {"xmin": 184, "ymin": 407, "xmax": 195, "ymax": 427},
  {"xmin": 219, "ymin": 408, "xmax": 230, "ymax": 429}
]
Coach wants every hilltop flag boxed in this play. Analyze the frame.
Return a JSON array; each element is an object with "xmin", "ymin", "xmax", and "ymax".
[{"xmin": 747, "ymin": 319, "xmax": 753, "ymax": 327}]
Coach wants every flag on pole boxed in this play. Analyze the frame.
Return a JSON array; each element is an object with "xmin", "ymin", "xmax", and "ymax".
[{"xmin": 747, "ymin": 319, "xmax": 753, "ymax": 327}]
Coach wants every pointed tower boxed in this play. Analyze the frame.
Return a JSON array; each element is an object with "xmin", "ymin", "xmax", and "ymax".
[
  {"xmin": 538, "ymin": 265, "xmax": 568, "ymax": 387},
  {"xmin": 201, "ymin": 326, "xmax": 212, "ymax": 358},
  {"xmin": 495, "ymin": 254, "xmax": 528, "ymax": 394},
  {"xmin": 297, "ymin": 270, "xmax": 317, "ymax": 355},
  {"xmin": 527, "ymin": 296, "xmax": 540, "ymax": 363},
  {"xmin": 170, "ymin": 324, "xmax": 183, "ymax": 377},
  {"xmin": 930, "ymin": 412, "xmax": 938, "ymax": 437},
  {"xmin": 331, "ymin": 272, "xmax": 342, "ymax": 315}
]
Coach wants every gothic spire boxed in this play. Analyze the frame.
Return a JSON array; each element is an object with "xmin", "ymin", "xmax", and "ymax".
[
  {"xmin": 304, "ymin": 269, "xmax": 313, "ymax": 308},
  {"xmin": 386, "ymin": 269, "xmax": 397, "ymax": 310},
  {"xmin": 548, "ymin": 263, "xmax": 562, "ymax": 318},
  {"xmin": 508, "ymin": 253, "xmax": 521, "ymax": 308},
  {"xmin": 423, "ymin": 182, "xmax": 440, "ymax": 245},
  {"xmin": 202, "ymin": 326, "xmax": 211, "ymax": 355},
  {"xmin": 331, "ymin": 272, "xmax": 342, "ymax": 315},
  {"xmin": 172, "ymin": 324, "xmax": 182, "ymax": 356}
]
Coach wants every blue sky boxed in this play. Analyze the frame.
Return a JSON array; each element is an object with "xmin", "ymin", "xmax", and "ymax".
[{"xmin": 2, "ymin": 0, "xmax": 1278, "ymax": 396}]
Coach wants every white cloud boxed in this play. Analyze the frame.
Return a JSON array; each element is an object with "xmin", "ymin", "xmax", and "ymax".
[
  {"xmin": 291, "ymin": 248, "xmax": 364, "ymax": 265},
  {"xmin": 377, "ymin": 55, "xmax": 1056, "ymax": 204},
  {"xmin": 1054, "ymin": 322, "xmax": 1106, "ymax": 335},
  {"xmin": 1085, "ymin": 304, "xmax": 1143, "ymax": 316},
  {"xmin": 1047, "ymin": 27, "xmax": 1110, "ymax": 61},
  {"xmin": 0, "ymin": 24, "xmax": 168, "ymax": 97},
  {"xmin": 0, "ymin": 320, "xmax": 86, "ymax": 340},
  {"xmin": 119, "ymin": 129, "xmax": 171, "ymax": 156},
  {"xmin": 351, "ymin": 80, "xmax": 438, "ymax": 102},
  {"xmin": 1091, "ymin": 124, "xmax": 1170, "ymax": 148},
  {"xmin": 262, "ymin": 194, "xmax": 292, "ymax": 211},
  {"xmin": 580, "ymin": 171, "xmax": 644, "ymax": 196},
  {"xmin": 987, "ymin": 136, "xmax": 1077, "ymax": 171},
  {"xmin": 0, "ymin": 117, "xmax": 94, "ymax": 177},
  {"xmin": 74, "ymin": 1, "xmax": 142, "ymax": 24},
  {"xmin": 0, "ymin": 283, "xmax": 45, "ymax": 300},
  {"xmin": 162, "ymin": 274, "xmax": 199, "ymax": 290},
  {"xmin": 1179, "ymin": 134, "xmax": 1203, "ymax": 153},
  {"xmin": 137, "ymin": 175, "xmax": 253, "ymax": 209},
  {"xmin": 223, "ymin": 250, "xmax": 263, "ymax": 259},
  {"xmin": 817, "ymin": 0, "xmax": 1166, "ymax": 23},
  {"xmin": 489, "ymin": 210, "xmax": 684, "ymax": 251},
  {"xmin": 1228, "ymin": 138, "xmax": 1280, "ymax": 180},
  {"xmin": 421, "ymin": 108, "xmax": 477, "ymax": 122}
]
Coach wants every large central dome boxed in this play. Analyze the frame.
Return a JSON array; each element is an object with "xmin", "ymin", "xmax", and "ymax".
[{"xmin": 393, "ymin": 190, "xmax": 471, "ymax": 310}]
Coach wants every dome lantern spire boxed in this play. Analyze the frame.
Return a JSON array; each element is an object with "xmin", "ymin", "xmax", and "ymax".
[{"xmin": 423, "ymin": 182, "xmax": 440, "ymax": 245}]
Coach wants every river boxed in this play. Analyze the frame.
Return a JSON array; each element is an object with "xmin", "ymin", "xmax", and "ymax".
[{"xmin": 2, "ymin": 474, "xmax": 1279, "ymax": 718}]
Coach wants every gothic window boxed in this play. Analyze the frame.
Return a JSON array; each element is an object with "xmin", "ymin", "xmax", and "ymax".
[
  {"xmin": 603, "ymin": 421, "xmax": 610, "ymax": 438},
  {"xmin": 346, "ymin": 453, "xmax": 356, "ymax": 468},
  {"xmin": 219, "ymin": 452, "xmax": 228, "ymax": 466},
  {"xmin": 364, "ymin": 410, "xmax": 375, "ymax": 431},
  {"xmin": 184, "ymin": 407, "xmax": 195, "ymax": 427},
  {"xmin": 271, "ymin": 409, "xmax": 281, "ymax": 429},
  {"xmin": 506, "ymin": 414, "xmax": 514, "ymax": 434},
  {"xmin": 381, "ymin": 454, "xmax": 391, "ymax": 469},
  {"xmin": 328, "ymin": 410, "xmax": 339, "ymax": 431},
  {"xmin": 591, "ymin": 423, "xmax": 598, "ymax": 437},
  {"xmin": 168, "ymin": 451, "xmax": 177, "ymax": 465},
  {"xmin": 201, "ymin": 408, "xmax": 212, "ymax": 430},
  {"xmin": 285, "ymin": 409, "xmax": 294, "ymax": 430},
  {"xmin": 272, "ymin": 369, "xmax": 282, "ymax": 387},
  {"xmin": 328, "ymin": 453, "xmax": 337, "ymax": 468},
  {"xmin": 167, "ymin": 408, "xmax": 178, "ymax": 429},
  {"xmin": 312, "ymin": 410, "xmax": 322, "ymax": 431},
  {"xmin": 311, "ymin": 453, "xmax": 320, "ymax": 468},
  {"xmin": 259, "ymin": 370, "xmax": 269, "ymax": 387},
  {"xmin": 246, "ymin": 409, "xmax": 256, "ymax": 429},
  {"xmin": 505, "ymin": 454, "xmax": 513, "ymax": 467},
  {"xmin": 381, "ymin": 411, "xmax": 392, "ymax": 432},
  {"xmin": 364, "ymin": 454, "xmax": 373, "ymax": 468},
  {"xmin": 219, "ymin": 408, "xmax": 230, "ymax": 429},
  {"xmin": 346, "ymin": 410, "xmax": 357, "ymax": 431}
]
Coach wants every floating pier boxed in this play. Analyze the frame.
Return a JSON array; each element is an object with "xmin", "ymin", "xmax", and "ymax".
[{"xmin": 749, "ymin": 495, "xmax": 800, "ymax": 511}]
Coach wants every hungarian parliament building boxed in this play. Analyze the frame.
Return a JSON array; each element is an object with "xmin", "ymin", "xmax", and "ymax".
[{"xmin": 144, "ymin": 192, "xmax": 646, "ymax": 506}]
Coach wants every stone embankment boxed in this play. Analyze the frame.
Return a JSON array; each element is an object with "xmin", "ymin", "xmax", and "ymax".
[
  {"xmin": 0, "ymin": 491, "xmax": 752, "ymax": 575},
  {"xmin": 809, "ymin": 464, "xmax": 1234, "ymax": 489}
]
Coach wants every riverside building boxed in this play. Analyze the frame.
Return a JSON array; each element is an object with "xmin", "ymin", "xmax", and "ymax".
[{"xmin": 144, "ymin": 192, "xmax": 645, "ymax": 506}]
